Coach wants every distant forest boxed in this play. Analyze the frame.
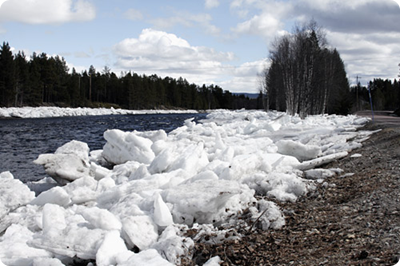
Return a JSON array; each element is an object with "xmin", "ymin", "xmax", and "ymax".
[
  {"xmin": 0, "ymin": 42, "xmax": 262, "ymax": 110},
  {"xmin": 1, "ymin": 41, "xmax": 399, "ymax": 114},
  {"xmin": 354, "ymin": 78, "xmax": 400, "ymax": 112}
]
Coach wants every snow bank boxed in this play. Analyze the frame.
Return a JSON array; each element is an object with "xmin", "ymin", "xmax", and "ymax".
[
  {"xmin": 0, "ymin": 109, "xmax": 372, "ymax": 265},
  {"xmin": 0, "ymin": 106, "xmax": 197, "ymax": 118}
]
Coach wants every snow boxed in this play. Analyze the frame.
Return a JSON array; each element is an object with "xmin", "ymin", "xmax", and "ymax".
[
  {"xmin": 0, "ymin": 106, "xmax": 198, "ymax": 118},
  {"xmin": 0, "ymin": 109, "xmax": 373, "ymax": 265}
]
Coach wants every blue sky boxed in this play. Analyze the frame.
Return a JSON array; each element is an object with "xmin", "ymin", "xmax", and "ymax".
[{"xmin": 0, "ymin": 0, "xmax": 399, "ymax": 93}]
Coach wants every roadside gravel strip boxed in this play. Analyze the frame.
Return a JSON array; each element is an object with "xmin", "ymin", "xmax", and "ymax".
[{"xmin": 183, "ymin": 121, "xmax": 400, "ymax": 265}]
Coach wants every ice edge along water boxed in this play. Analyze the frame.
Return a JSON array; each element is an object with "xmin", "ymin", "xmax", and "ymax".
[
  {"xmin": 0, "ymin": 108, "xmax": 373, "ymax": 266},
  {"xmin": 0, "ymin": 106, "xmax": 199, "ymax": 119}
]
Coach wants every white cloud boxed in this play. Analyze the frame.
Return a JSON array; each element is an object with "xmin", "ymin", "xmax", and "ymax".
[
  {"xmin": 150, "ymin": 11, "xmax": 221, "ymax": 36},
  {"xmin": 220, "ymin": 76, "xmax": 260, "ymax": 93},
  {"xmin": 220, "ymin": 59, "xmax": 268, "ymax": 93},
  {"xmin": 229, "ymin": 0, "xmax": 291, "ymax": 41},
  {"xmin": 113, "ymin": 29, "xmax": 265, "ymax": 93},
  {"xmin": 293, "ymin": 0, "xmax": 400, "ymax": 34},
  {"xmin": 327, "ymin": 31, "xmax": 400, "ymax": 84},
  {"xmin": 232, "ymin": 14, "xmax": 282, "ymax": 39},
  {"xmin": 205, "ymin": 0, "xmax": 219, "ymax": 9},
  {"xmin": 114, "ymin": 29, "xmax": 233, "ymax": 70},
  {"xmin": 298, "ymin": 0, "xmax": 387, "ymax": 12},
  {"xmin": 124, "ymin": 8, "xmax": 143, "ymax": 21},
  {"xmin": 232, "ymin": 59, "xmax": 267, "ymax": 77},
  {"xmin": 0, "ymin": 0, "xmax": 96, "ymax": 24},
  {"xmin": 74, "ymin": 51, "xmax": 91, "ymax": 58}
]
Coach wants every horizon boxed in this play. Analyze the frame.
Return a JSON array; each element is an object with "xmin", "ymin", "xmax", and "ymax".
[{"xmin": 1, "ymin": 0, "xmax": 399, "ymax": 93}]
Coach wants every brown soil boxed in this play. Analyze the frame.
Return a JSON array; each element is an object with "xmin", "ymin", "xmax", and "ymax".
[{"xmin": 182, "ymin": 122, "xmax": 400, "ymax": 266}]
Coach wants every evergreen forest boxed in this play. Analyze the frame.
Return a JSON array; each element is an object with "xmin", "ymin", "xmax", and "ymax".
[
  {"xmin": 353, "ymin": 79, "xmax": 400, "ymax": 112},
  {"xmin": 0, "ymin": 42, "xmax": 262, "ymax": 110}
]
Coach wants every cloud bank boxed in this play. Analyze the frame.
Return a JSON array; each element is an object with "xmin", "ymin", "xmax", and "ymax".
[{"xmin": 0, "ymin": 0, "xmax": 96, "ymax": 24}]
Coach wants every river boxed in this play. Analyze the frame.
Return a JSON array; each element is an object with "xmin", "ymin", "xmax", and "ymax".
[{"xmin": 0, "ymin": 113, "xmax": 207, "ymax": 182}]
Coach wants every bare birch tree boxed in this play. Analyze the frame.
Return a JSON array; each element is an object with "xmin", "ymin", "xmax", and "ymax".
[{"xmin": 264, "ymin": 20, "xmax": 350, "ymax": 117}]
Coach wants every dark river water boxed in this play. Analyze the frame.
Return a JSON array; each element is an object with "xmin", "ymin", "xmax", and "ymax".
[{"xmin": 0, "ymin": 113, "xmax": 207, "ymax": 182}]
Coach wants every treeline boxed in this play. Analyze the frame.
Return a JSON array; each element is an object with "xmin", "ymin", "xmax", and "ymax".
[
  {"xmin": 263, "ymin": 20, "xmax": 352, "ymax": 117},
  {"xmin": 352, "ymin": 78, "xmax": 400, "ymax": 111},
  {"xmin": 0, "ymin": 42, "xmax": 261, "ymax": 110}
]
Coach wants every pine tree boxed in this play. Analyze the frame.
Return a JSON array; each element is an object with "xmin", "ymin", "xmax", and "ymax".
[
  {"xmin": 14, "ymin": 51, "xmax": 29, "ymax": 106},
  {"xmin": 28, "ymin": 53, "xmax": 43, "ymax": 105},
  {"xmin": 0, "ymin": 42, "xmax": 16, "ymax": 106}
]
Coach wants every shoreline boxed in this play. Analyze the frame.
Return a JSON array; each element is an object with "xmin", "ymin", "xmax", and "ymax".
[
  {"xmin": 184, "ymin": 122, "xmax": 400, "ymax": 265},
  {"xmin": 0, "ymin": 106, "xmax": 201, "ymax": 119}
]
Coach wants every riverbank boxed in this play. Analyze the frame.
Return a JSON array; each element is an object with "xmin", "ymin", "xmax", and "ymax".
[
  {"xmin": 0, "ymin": 110, "xmax": 372, "ymax": 265},
  {"xmin": 0, "ymin": 106, "xmax": 199, "ymax": 119},
  {"xmin": 184, "ymin": 121, "xmax": 400, "ymax": 265}
]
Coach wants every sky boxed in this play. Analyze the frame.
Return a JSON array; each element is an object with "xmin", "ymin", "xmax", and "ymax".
[{"xmin": 0, "ymin": 0, "xmax": 399, "ymax": 94}]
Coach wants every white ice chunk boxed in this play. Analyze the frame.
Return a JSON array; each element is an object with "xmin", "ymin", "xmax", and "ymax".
[
  {"xmin": 253, "ymin": 199, "xmax": 285, "ymax": 230},
  {"xmin": 102, "ymin": 129, "xmax": 155, "ymax": 165},
  {"xmin": 304, "ymin": 168, "xmax": 336, "ymax": 180},
  {"xmin": 27, "ymin": 177, "xmax": 58, "ymax": 196},
  {"xmin": 34, "ymin": 154, "xmax": 90, "ymax": 184},
  {"xmin": 0, "ymin": 171, "xmax": 35, "ymax": 218},
  {"xmin": 30, "ymin": 204, "xmax": 106, "ymax": 260},
  {"xmin": 33, "ymin": 140, "xmax": 91, "ymax": 184},
  {"xmin": 122, "ymin": 216, "xmax": 158, "ymax": 250},
  {"xmin": 204, "ymin": 256, "xmax": 222, "ymax": 266},
  {"xmin": 90, "ymin": 162, "xmax": 112, "ymax": 180},
  {"xmin": 163, "ymin": 179, "xmax": 243, "ymax": 224},
  {"xmin": 214, "ymin": 147, "xmax": 234, "ymax": 162},
  {"xmin": 276, "ymin": 139, "xmax": 321, "ymax": 161},
  {"xmin": 96, "ymin": 230, "xmax": 128, "ymax": 266},
  {"xmin": 117, "ymin": 249, "xmax": 174, "ymax": 266},
  {"xmin": 77, "ymin": 206, "xmax": 122, "ymax": 231},
  {"xmin": 136, "ymin": 129, "xmax": 168, "ymax": 143},
  {"xmin": 0, "ymin": 224, "xmax": 51, "ymax": 265},
  {"xmin": 154, "ymin": 193, "xmax": 173, "ymax": 227},
  {"xmin": 298, "ymin": 151, "xmax": 348, "ymax": 170},
  {"xmin": 220, "ymin": 153, "xmax": 272, "ymax": 181},
  {"xmin": 185, "ymin": 170, "xmax": 219, "ymax": 184},
  {"xmin": 30, "ymin": 186, "xmax": 71, "ymax": 207},
  {"xmin": 55, "ymin": 140, "xmax": 89, "ymax": 162},
  {"xmin": 63, "ymin": 176, "xmax": 97, "ymax": 204},
  {"xmin": 151, "ymin": 225, "xmax": 194, "ymax": 265},
  {"xmin": 41, "ymin": 204, "xmax": 66, "ymax": 234},
  {"xmin": 96, "ymin": 176, "xmax": 116, "ymax": 193},
  {"xmin": 32, "ymin": 258, "xmax": 64, "ymax": 266},
  {"xmin": 150, "ymin": 142, "xmax": 209, "ymax": 176},
  {"xmin": 148, "ymin": 145, "xmax": 176, "ymax": 174},
  {"xmin": 259, "ymin": 172, "xmax": 309, "ymax": 202}
]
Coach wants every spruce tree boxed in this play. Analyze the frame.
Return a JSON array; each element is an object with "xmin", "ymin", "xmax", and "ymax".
[{"xmin": 0, "ymin": 42, "xmax": 16, "ymax": 106}]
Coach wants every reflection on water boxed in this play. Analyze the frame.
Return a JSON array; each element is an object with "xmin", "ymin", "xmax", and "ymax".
[{"xmin": 0, "ymin": 113, "xmax": 207, "ymax": 182}]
